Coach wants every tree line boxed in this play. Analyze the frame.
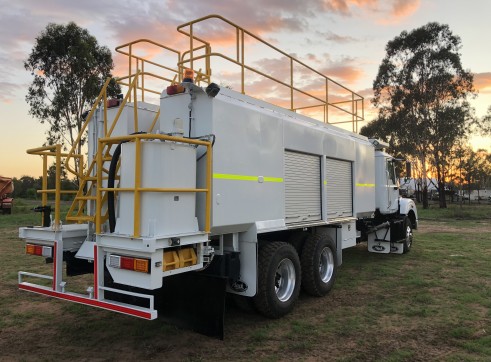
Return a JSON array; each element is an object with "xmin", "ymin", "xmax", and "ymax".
[{"xmin": 10, "ymin": 165, "xmax": 78, "ymax": 200}]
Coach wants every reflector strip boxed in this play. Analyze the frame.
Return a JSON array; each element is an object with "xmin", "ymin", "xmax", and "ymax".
[
  {"xmin": 213, "ymin": 173, "xmax": 283, "ymax": 183},
  {"xmin": 19, "ymin": 283, "xmax": 156, "ymax": 320},
  {"xmin": 356, "ymin": 183, "xmax": 375, "ymax": 187}
]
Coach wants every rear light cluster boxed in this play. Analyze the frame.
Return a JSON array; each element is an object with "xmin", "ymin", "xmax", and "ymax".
[
  {"xmin": 26, "ymin": 243, "xmax": 52, "ymax": 257},
  {"xmin": 109, "ymin": 255, "xmax": 150, "ymax": 273}
]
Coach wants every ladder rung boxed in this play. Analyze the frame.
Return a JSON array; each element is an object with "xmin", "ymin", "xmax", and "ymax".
[
  {"xmin": 66, "ymin": 216, "xmax": 95, "ymax": 222},
  {"xmin": 75, "ymin": 196, "xmax": 96, "ymax": 200}
]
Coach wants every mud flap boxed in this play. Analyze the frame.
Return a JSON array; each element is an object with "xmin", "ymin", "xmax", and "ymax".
[{"xmin": 156, "ymin": 273, "xmax": 227, "ymax": 340}]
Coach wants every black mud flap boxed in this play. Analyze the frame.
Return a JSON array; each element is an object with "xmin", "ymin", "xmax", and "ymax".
[{"xmin": 156, "ymin": 273, "xmax": 227, "ymax": 340}]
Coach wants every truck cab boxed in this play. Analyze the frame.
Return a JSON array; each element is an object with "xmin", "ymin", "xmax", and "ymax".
[{"xmin": 375, "ymin": 150, "xmax": 400, "ymax": 215}]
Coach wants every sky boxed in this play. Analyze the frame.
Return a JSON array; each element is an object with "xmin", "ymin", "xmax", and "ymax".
[{"xmin": 1, "ymin": 0, "xmax": 490, "ymax": 178}]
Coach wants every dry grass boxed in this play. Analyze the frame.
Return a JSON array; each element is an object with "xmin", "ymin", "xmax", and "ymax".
[{"xmin": 0, "ymin": 204, "xmax": 490, "ymax": 361}]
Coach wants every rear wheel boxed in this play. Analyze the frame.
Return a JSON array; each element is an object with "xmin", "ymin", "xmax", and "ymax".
[
  {"xmin": 287, "ymin": 231, "xmax": 308, "ymax": 256},
  {"xmin": 254, "ymin": 242, "xmax": 301, "ymax": 318},
  {"xmin": 403, "ymin": 216, "xmax": 413, "ymax": 253},
  {"xmin": 300, "ymin": 234, "xmax": 337, "ymax": 296}
]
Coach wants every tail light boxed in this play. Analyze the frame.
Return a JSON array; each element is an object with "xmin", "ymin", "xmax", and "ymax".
[
  {"xmin": 109, "ymin": 255, "xmax": 150, "ymax": 273},
  {"xmin": 26, "ymin": 243, "xmax": 52, "ymax": 257}
]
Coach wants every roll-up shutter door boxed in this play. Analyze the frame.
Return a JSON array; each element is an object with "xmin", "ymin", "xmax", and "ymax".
[
  {"xmin": 325, "ymin": 158, "xmax": 352, "ymax": 219},
  {"xmin": 284, "ymin": 151, "xmax": 321, "ymax": 224}
]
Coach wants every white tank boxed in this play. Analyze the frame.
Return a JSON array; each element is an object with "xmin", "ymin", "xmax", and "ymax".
[{"xmin": 115, "ymin": 140, "xmax": 200, "ymax": 237}]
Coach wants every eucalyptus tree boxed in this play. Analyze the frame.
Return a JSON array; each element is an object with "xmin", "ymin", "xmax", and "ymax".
[
  {"xmin": 25, "ymin": 22, "xmax": 120, "ymax": 176},
  {"xmin": 362, "ymin": 22, "xmax": 476, "ymax": 208}
]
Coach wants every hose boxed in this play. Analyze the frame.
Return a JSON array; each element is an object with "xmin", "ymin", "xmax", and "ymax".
[{"xmin": 107, "ymin": 143, "xmax": 122, "ymax": 233}]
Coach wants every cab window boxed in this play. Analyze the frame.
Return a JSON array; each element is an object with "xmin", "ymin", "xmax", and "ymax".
[{"xmin": 386, "ymin": 160, "xmax": 396, "ymax": 185}]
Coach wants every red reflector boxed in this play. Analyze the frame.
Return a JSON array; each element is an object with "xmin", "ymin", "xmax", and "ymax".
[
  {"xmin": 120, "ymin": 256, "xmax": 135, "ymax": 271},
  {"xmin": 34, "ymin": 245, "xmax": 43, "ymax": 256}
]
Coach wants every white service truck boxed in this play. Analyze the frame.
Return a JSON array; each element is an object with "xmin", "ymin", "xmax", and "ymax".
[{"xmin": 18, "ymin": 15, "xmax": 417, "ymax": 338}]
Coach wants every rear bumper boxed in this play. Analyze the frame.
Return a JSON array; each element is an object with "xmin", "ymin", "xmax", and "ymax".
[{"xmin": 19, "ymin": 277, "xmax": 157, "ymax": 320}]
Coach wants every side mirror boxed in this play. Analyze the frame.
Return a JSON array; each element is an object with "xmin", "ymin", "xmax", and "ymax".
[{"xmin": 405, "ymin": 161, "xmax": 412, "ymax": 179}]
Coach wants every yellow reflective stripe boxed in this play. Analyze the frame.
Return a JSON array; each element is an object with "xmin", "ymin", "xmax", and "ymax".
[
  {"xmin": 213, "ymin": 173, "xmax": 257, "ymax": 181},
  {"xmin": 213, "ymin": 173, "xmax": 283, "ymax": 183},
  {"xmin": 356, "ymin": 183, "xmax": 375, "ymax": 187},
  {"xmin": 263, "ymin": 177, "xmax": 283, "ymax": 183}
]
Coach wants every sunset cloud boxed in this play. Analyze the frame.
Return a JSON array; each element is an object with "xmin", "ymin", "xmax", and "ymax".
[
  {"xmin": 320, "ymin": 0, "xmax": 419, "ymax": 19},
  {"xmin": 320, "ymin": 31, "xmax": 359, "ymax": 43},
  {"xmin": 391, "ymin": 0, "xmax": 420, "ymax": 19},
  {"xmin": 474, "ymin": 72, "xmax": 491, "ymax": 93}
]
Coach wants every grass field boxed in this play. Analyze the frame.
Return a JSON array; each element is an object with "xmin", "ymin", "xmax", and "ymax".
[{"xmin": 0, "ymin": 202, "xmax": 489, "ymax": 361}]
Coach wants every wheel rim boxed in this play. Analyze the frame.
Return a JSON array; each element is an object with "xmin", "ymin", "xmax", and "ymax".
[
  {"xmin": 275, "ymin": 258, "xmax": 296, "ymax": 302},
  {"xmin": 406, "ymin": 225, "xmax": 413, "ymax": 248},
  {"xmin": 319, "ymin": 246, "xmax": 334, "ymax": 283}
]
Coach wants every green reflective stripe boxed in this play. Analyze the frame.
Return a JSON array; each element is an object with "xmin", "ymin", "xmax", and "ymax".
[
  {"xmin": 356, "ymin": 183, "xmax": 375, "ymax": 187},
  {"xmin": 213, "ymin": 173, "xmax": 283, "ymax": 183}
]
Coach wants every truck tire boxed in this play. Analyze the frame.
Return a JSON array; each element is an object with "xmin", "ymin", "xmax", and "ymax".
[
  {"xmin": 288, "ymin": 231, "xmax": 309, "ymax": 256},
  {"xmin": 254, "ymin": 242, "xmax": 301, "ymax": 318},
  {"xmin": 300, "ymin": 234, "xmax": 337, "ymax": 297},
  {"xmin": 403, "ymin": 216, "xmax": 413, "ymax": 253}
]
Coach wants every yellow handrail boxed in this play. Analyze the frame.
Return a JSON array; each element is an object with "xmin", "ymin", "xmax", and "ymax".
[
  {"xmin": 96, "ymin": 134, "xmax": 213, "ymax": 238},
  {"xmin": 115, "ymin": 39, "xmax": 182, "ymax": 102},
  {"xmin": 27, "ymin": 145, "xmax": 82, "ymax": 229},
  {"xmin": 176, "ymin": 14, "xmax": 364, "ymax": 130}
]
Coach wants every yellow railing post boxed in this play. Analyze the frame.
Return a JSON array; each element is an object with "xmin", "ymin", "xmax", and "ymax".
[
  {"xmin": 96, "ymin": 140, "xmax": 103, "ymax": 234},
  {"xmin": 128, "ymin": 44, "xmax": 132, "ymax": 103},
  {"xmin": 133, "ymin": 138, "xmax": 142, "ymax": 238},
  {"xmin": 54, "ymin": 144, "xmax": 61, "ymax": 230},
  {"xmin": 205, "ymin": 141, "xmax": 212, "ymax": 232},
  {"xmin": 42, "ymin": 154, "xmax": 48, "ymax": 225}
]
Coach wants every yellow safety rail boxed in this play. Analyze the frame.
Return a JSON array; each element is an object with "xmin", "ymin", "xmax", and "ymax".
[
  {"xmin": 177, "ymin": 14, "xmax": 364, "ymax": 132},
  {"xmin": 115, "ymin": 39, "xmax": 182, "ymax": 102},
  {"xmin": 26, "ymin": 145, "xmax": 82, "ymax": 229},
  {"xmin": 96, "ymin": 134, "xmax": 213, "ymax": 238},
  {"xmin": 64, "ymin": 70, "xmax": 165, "ymax": 225}
]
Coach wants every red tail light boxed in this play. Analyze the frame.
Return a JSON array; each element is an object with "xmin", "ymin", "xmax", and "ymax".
[
  {"xmin": 26, "ymin": 243, "xmax": 52, "ymax": 257},
  {"xmin": 109, "ymin": 255, "xmax": 150, "ymax": 273}
]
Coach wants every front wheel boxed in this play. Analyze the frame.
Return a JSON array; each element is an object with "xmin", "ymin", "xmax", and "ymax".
[
  {"xmin": 403, "ymin": 216, "xmax": 413, "ymax": 253},
  {"xmin": 301, "ymin": 234, "xmax": 337, "ymax": 296},
  {"xmin": 254, "ymin": 242, "xmax": 301, "ymax": 318}
]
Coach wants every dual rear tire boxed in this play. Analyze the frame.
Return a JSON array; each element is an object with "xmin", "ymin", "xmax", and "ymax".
[{"xmin": 253, "ymin": 235, "xmax": 337, "ymax": 318}]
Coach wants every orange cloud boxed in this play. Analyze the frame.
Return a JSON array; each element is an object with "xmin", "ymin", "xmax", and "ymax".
[
  {"xmin": 324, "ymin": 65, "xmax": 364, "ymax": 85},
  {"xmin": 322, "ymin": 0, "xmax": 378, "ymax": 15},
  {"xmin": 391, "ymin": 0, "xmax": 421, "ymax": 18},
  {"xmin": 474, "ymin": 72, "xmax": 491, "ymax": 93}
]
